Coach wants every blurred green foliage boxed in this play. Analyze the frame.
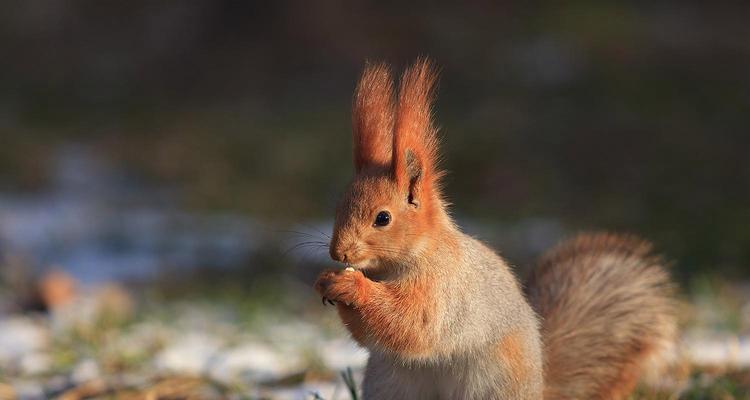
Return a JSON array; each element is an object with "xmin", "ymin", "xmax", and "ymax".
[{"xmin": 0, "ymin": 2, "xmax": 748, "ymax": 279}]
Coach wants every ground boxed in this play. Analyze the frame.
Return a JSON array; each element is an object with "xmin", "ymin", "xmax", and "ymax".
[{"xmin": 1, "ymin": 276, "xmax": 749, "ymax": 400}]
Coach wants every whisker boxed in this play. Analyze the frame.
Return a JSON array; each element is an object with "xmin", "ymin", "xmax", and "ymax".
[
  {"xmin": 283, "ymin": 241, "xmax": 330, "ymax": 257},
  {"xmin": 302, "ymin": 223, "xmax": 332, "ymax": 240}
]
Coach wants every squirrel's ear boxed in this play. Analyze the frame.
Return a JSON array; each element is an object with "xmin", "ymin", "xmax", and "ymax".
[
  {"xmin": 392, "ymin": 58, "xmax": 442, "ymax": 206},
  {"xmin": 352, "ymin": 62, "xmax": 395, "ymax": 172}
]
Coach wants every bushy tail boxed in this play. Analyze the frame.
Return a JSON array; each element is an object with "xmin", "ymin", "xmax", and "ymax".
[{"xmin": 525, "ymin": 233, "xmax": 676, "ymax": 400}]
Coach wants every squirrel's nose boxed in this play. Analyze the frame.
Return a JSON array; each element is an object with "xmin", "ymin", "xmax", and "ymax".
[{"xmin": 330, "ymin": 245, "xmax": 349, "ymax": 263}]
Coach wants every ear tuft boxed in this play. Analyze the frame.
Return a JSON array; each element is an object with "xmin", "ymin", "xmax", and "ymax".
[
  {"xmin": 352, "ymin": 62, "xmax": 395, "ymax": 172},
  {"xmin": 393, "ymin": 58, "xmax": 442, "ymax": 202}
]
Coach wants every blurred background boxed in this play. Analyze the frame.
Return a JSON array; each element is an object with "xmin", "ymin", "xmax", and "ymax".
[{"xmin": 0, "ymin": 2, "xmax": 749, "ymax": 399}]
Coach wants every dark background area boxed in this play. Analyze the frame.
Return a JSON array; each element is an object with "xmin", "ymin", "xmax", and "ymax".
[{"xmin": 1, "ymin": 1, "xmax": 749, "ymax": 285}]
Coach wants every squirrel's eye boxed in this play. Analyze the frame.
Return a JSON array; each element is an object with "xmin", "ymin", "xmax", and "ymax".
[{"xmin": 374, "ymin": 211, "xmax": 391, "ymax": 227}]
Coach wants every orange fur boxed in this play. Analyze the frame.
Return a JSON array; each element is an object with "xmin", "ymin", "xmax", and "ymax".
[
  {"xmin": 604, "ymin": 355, "xmax": 647, "ymax": 399},
  {"xmin": 315, "ymin": 269, "xmax": 435, "ymax": 357},
  {"xmin": 497, "ymin": 332, "xmax": 530, "ymax": 382}
]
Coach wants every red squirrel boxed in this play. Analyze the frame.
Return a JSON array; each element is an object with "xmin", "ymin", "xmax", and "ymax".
[{"xmin": 315, "ymin": 59, "xmax": 676, "ymax": 399}]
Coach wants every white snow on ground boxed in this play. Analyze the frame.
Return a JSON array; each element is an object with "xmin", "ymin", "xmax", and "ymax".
[
  {"xmin": 684, "ymin": 335, "xmax": 750, "ymax": 368},
  {"xmin": 2, "ymin": 295, "xmax": 750, "ymax": 399}
]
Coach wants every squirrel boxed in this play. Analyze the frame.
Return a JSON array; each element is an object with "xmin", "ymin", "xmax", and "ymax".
[{"xmin": 314, "ymin": 59, "xmax": 676, "ymax": 400}]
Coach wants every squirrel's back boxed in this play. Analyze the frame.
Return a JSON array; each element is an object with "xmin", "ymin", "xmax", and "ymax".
[{"xmin": 525, "ymin": 233, "xmax": 676, "ymax": 400}]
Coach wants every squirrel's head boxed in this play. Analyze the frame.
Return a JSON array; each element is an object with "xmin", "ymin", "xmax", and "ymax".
[{"xmin": 329, "ymin": 59, "xmax": 452, "ymax": 273}]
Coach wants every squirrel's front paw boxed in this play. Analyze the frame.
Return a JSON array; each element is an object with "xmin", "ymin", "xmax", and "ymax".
[{"xmin": 314, "ymin": 269, "xmax": 366, "ymax": 306}]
